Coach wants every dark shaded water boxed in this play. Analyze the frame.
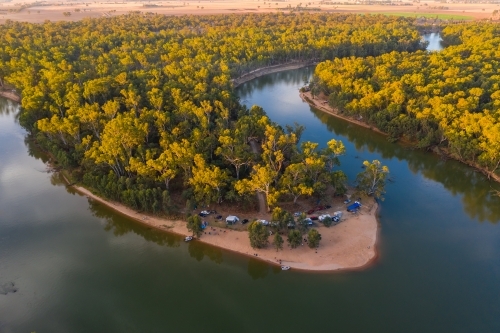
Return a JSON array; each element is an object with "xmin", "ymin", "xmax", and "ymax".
[{"xmin": 1, "ymin": 34, "xmax": 500, "ymax": 332}]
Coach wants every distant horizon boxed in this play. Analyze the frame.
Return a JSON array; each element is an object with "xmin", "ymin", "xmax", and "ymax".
[{"xmin": 0, "ymin": 0, "xmax": 494, "ymax": 23}]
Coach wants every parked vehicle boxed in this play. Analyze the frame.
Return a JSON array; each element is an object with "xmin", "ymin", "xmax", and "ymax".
[
  {"xmin": 257, "ymin": 219, "xmax": 269, "ymax": 226},
  {"xmin": 226, "ymin": 215, "xmax": 239, "ymax": 224},
  {"xmin": 241, "ymin": 219, "xmax": 249, "ymax": 224},
  {"xmin": 293, "ymin": 212, "xmax": 302, "ymax": 217},
  {"xmin": 184, "ymin": 236, "xmax": 193, "ymax": 242},
  {"xmin": 310, "ymin": 215, "xmax": 318, "ymax": 220},
  {"xmin": 307, "ymin": 209, "xmax": 315, "ymax": 214},
  {"xmin": 199, "ymin": 210, "xmax": 210, "ymax": 217},
  {"xmin": 304, "ymin": 218, "xmax": 313, "ymax": 226},
  {"xmin": 347, "ymin": 201, "xmax": 361, "ymax": 212},
  {"xmin": 318, "ymin": 214, "xmax": 331, "ymax": 221}
]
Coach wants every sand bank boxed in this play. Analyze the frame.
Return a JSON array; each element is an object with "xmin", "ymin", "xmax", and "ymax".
[
  {"xmin": 71, "ymin": 183, "xmax": 378, "ymax": 272},
  {"xmin": 0, "ymin": 90, "xmax": 21, "ymax": 103}
]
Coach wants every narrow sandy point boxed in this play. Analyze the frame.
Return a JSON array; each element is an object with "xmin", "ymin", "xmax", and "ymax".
[{"xmin": 70, "ymin": 182, "xmax": 379, "ymax": 272}]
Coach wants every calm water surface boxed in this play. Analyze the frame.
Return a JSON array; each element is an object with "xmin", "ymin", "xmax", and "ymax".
[
  {"xmin": 1, "ymin": 37, "xmax": 500, "ymax": 332},
  {"xmin": 423, "ymin": 33, "xmax": 443, "ymax": 51}
]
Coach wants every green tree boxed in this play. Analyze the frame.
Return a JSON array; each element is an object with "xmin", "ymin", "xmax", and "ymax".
[
  {"xmin": 322, "ymin": 216, "xmax": 333, "ymax": 227},
  {"xmin": 248, "ymin": 221, "xmax": 269, "ymax": 249},
  {"xmin": 273, "ymin": 233, "xmax": 284, "ymax": 252},
  {"xmin": 215, "ymin": 129, "xmax": 253, "ymax": 179},
  {"xmin": 235, "ymin": 164, "xmax": 279, "ymax": 211},
  {"xmin": 287, "ymin": 229, "xmax": 302, "ymax": 249},
  {"xmin": 271, "ymin": 207, "xmax": 294, "ymax": 231},
  {"xmin": 187, "ymin": 214, "xmax": 203, "ymax": 238},
  {"xmin": 189, "ymin": 154, "xmax": 230, "ymax": 205},
  {"xmin": 356, "ymin": 160, "xmax": 390, "ymax": 199},
  {"xmin": 307, "ymin": 229, "xmax": 321, "ymax": 248},
  {"xmin": 280, "ymin": 163, "xmax": 314, "ymax": 203},
  {"xmin": 296, "ymin": 213, "xmax": 309, "ymax": 234}
]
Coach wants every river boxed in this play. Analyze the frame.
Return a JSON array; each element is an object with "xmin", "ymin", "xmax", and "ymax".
[{"xmin": 1, "ymin": 34, "xmax": 500, "ymax": 332}]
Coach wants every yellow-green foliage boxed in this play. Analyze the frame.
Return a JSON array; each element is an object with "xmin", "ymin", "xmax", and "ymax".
[
  {"xmin": 0, "ymin": 13, "xmax": 424, "ymax": 212},
  {"xmin": 314, "ymin": 23, "xmax": 500, "ymax": 176}
]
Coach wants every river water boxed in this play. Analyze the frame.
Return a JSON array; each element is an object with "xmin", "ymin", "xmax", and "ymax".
[{"xmin": 1, "ymin": 34, "xmax": 500, "ymax": 332}]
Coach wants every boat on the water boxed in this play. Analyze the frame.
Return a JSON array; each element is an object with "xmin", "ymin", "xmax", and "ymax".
[
  {"xmin": 185, "ymin": 236, "xmax": 193, "ymax": 242},
  {"xmin": 281, "ymin": 266, "xmax": 291, "ymax": 271}
]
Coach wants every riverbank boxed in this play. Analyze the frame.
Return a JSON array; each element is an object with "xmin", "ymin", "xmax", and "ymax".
[
  {"xmin": 68, "ymin": 180, "xmax": 378, "ymax": 272},
  {"xmin": 300, "ymin": 91, "xmax": 500, "ymax": 183},
  {"xmin": 232, "ymin": 61, "xmax": 317, "ymax": 88},
  {"xmin": 300, "ymin": 91, "xmax": 387, "ymax": 136},
  {"xmin": 0, "ymin": 90, "xmax": 21, "ymax": 103}
]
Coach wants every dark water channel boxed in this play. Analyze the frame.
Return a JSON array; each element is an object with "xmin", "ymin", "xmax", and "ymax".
[{"xmin": 1, "ymin": 33, "xmax": 500, "ymax": 332}]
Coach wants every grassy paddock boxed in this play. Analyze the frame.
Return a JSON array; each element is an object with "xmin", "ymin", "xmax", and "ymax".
[{"xmin": 368, "ymin": 12, "xmax": 473, "ymax": 20}]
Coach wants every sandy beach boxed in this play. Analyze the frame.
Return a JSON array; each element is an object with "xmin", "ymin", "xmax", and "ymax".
[{"xmin": 71, "ymin": 182, "xmax": 378, "ymax": 272}]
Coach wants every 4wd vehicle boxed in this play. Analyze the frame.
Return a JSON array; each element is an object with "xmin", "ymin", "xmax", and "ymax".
[
  {"xmin": 199, "ymin": 210, "xmax": 210, "ymax": 217},
  {"xmin": 241, "ymin": 219, "xmax": 249, "ymax": 224},
  {"xmin": 257, "ymin": 219, "xmax": 269, "ymax": 226},
  {"xmin": 318, "ymin": 214, "xmax": 331, "ymax": 221}
]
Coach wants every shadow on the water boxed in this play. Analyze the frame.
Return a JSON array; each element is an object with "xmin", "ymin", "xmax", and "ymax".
[
  {"xmin": 309, "ymin": 106, "xmax": 500, "ymax": 223},
  {"xmin": 87, "ymin": 197, "xmax": 227, "ymax": 264},
  {"xmin": 188, "ymin": 241, "xmax": 223, "ymax": 264},
  {"xmin": 237, "ymin": 66, "xmax": 315, "ymax": 100},
  {"xmin": 247, "ymin": 257, "xmax": 270, "ymax": 280},
  {"xmin": 0, "ymin": 97, "xmax": 19, "ymax": 117},
  {"xmin": 24, "ymin": 136, "xmax": 52, "ymax": 165},
  {"xmin": 87, "ymin": 199, "xmax": 182, "ymax": 247}
]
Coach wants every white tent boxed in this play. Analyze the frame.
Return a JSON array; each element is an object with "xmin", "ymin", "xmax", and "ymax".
[{"xmin": 226, "ymin": 215, "xmax": 239, "ymax": 224}]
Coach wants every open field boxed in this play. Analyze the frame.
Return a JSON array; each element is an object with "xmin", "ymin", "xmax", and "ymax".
[
  {"xmin": 374, "ymin": 11, "xmax": 474, "ymax": 20},
  {"xmin": 0, "ymin": 0, "xmax": 497, "ymax": 23}
]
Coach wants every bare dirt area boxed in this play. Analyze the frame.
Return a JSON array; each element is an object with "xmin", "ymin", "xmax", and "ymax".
[{"xmin": 0, "ymin": 0, "xmax": 497, "ymax": 24}]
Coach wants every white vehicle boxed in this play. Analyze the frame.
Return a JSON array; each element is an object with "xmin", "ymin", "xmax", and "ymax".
[
  {"xmin": 281, "ymin": 266, "xmax": 291, "ymax": 271},
  {"xmin": 257, "ymin": 219, "xmax": 269, "ymax": 226},
  {"xmin": 304, "ymin": 218, "xmax": 313, "ymax": 226},
  {"xmin": 226, "ymin": 215, "xmax": 239, "ymax": 224},
  {"xmin": 318, "ymin": 214, "xmax": 331, "ymax": 221},
  {"xmin": 293, "ymin": 212, "xmax": 302, "ymax": 217},
  {"xmin": 184, "ymin": 236, "xmax": 193, "ymax": 242}
]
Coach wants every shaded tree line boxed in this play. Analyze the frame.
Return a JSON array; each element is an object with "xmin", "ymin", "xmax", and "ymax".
[{"xmin": 313, "ymin": 22, "xmax": 500, "ymax": 179}]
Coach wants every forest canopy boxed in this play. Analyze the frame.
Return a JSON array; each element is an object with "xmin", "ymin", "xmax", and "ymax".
[
  {"xmin": 0, "ymin": 13, "xmax": 426, "ymax": 213},
  {"xmin": 313, "ymin": 22, "xmax": 500, "ymax": 179}
]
